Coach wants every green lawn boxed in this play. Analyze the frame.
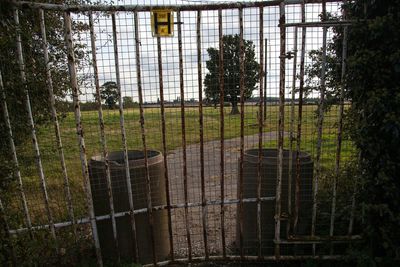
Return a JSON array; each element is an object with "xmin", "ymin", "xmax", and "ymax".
[{"xmin": 9, "ymin": 104, "xmax": 354, "ymax": 225}]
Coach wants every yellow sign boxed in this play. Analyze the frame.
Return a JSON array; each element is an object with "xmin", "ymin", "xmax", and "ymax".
[{"xmin": 151, "ymin": 9, "xmax": 174, "ymax": 37}]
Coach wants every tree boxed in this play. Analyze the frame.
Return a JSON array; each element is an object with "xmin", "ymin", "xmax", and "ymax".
[
  {"xmin": 345, "ymin": 1, "xmax": 400, "ymax": 263},
  {"xmin": 0, "ymin": 0, "xmax": 89, "ymax": 189},
  {"xmin": 0, "ymin": 0, "xmax": 90, "ymax": 263},
  {"xmin": 204, "ymin": 34, "xmax": 259, "ymax": 115},
  {"xmin": 308, "ymin": 1, "xmax": 400, "ymax": 264},
  {"xmin": 99, "ymin": 81, "xmax": 119, "ymax": 109},
  {"xmin": 123, "ymin": 96, "xmax": 137, "ymax": 108}
]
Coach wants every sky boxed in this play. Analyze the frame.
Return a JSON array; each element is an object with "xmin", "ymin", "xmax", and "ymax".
[{"xmin": 71, "ymin": 0, "xmax": 342, "ymax": 103}]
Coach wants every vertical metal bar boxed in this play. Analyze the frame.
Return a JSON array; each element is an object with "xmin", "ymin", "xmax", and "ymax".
[
  {"xmin": 331, "ymin": 4, "xmax": 348, "ymax": 241},
  {"xmin": 257, "ymin": 6, "xmax": 264, "ymax": 259},
  {"xmin": 177, "ymin": 11, "xmax": 192, "ymax": 262},
  {"xmin": 263, "ymin": 39, "xmax": 268, "ymax": 122},
  {"xmin": 312, "ymin": 0, "xmax": 327, "ymax": 255},
  {"xmin": 287, "ymin": 26, "xmax": 298, "ymax": 238},
  {"xmin": 112, "ymin": 12, "xmax": 137, "ymax": 263},
  {"xmin": 0, "ymin": 70, "xmax": 32, "ymax": 234},
  {"xmin": 275, "ymin": 2, "xmax": 286, "ymax": 259},
  {"xmin": 197, "ymin": 10, "xmax": 209, "ymax": 260},
  {"xmin": 63, "ymin": 11, "xmax": 103, "ymax": 267},
  {"xmin": 39, "ymin": 9, "xmax": 76, "ymax": 240},
  {"xmin": 134, "ymin": 11, "xmax": 159, "ymax": 263},
  {"xmin": 294, "ymin": 1, "xmax": 306, "ymax": 235},
  {"xmin": 276, "ymin": 0, "xmax": 287, "ymax": 249},
  {"xmin": 0, "ymin": 198, "xmax": 16, "ymax": 266},
  {"xmin": 218, "ymin": 8, "xmax": 226, "ymax": 259},
  {"xmin": 348, "ymin": 184, "xmax": 356, "ymax": 236},
  {"xmin": 238, "ymin": 7, "xmax": 245, "ymax": 260},
  {"xmin": 157, "ymin": 35, "xmax": 169, "ymax": 266},
  {"xmin": 14, "ymin": 9, "xmax": 58, "ymax": 250}
]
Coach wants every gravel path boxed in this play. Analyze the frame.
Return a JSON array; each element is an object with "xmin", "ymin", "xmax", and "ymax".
[{"xmin": 166, "ymin": 131, "xmax": 285, "ymax": 257}]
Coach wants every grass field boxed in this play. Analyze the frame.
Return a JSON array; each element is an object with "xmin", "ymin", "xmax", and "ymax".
[{"xmin": 8, "ymin": 104, "xmax": 354, "ymax": 226}]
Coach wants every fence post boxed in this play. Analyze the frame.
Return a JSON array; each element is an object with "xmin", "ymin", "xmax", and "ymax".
[
  {"xmin": 39, "ymin": 8, "xmax": 77, "ymax": 241},
  {"xmin": 238, "ymin": 6, "xmax": 245, "ymax": 260},
  {"xmin": 257, "ymin": 6, "xmax": 265, "ymax": 259},
  {"xmin": 294, "ymin": 1, "xmax": 307, "ymax": 235},
  {"xmin": 312, "ymin": 0, "xmax": 328, "ymax": 255},
  {"xmin": 217, "ymin": 8, "xmax": 227, "ymax": 259},
  {"xmin": 287, "ymin": 26, "xmax": 298, "ymax": 237},
  {"xmin": 275, "ymin": 1, "xmax": 286, "ymax": 259},
  {"xmin": 0, "ymin": 69, "xmax": 32, "ymax": 236},
  {"xmin": 14, "ymin": 8, "xmax": 58, "ymax": 252},
  {"xmin": 63, "ymin": 11, "xmax": 103, "ymax": 267}
]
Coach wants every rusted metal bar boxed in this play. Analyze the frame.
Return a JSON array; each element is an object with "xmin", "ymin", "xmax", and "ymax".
[
  {"xmin": 112, "ymin": 12, "xmax": 138, "ymax": 263},
  {"xmin": 294, "ymin": 0, "xmax": 307, "ymax": 235},
  {"xmin": 330, "ymin": 17, "xmax": 348, "ymax": 241},
  {"xmin": 9, "ymin": 195, "xmax": 278, "ymax": 235},
  {"xmin": 277, "ymin": 235, "xmax": 362, "ymax": 244},
  {"xmin": 63, "ymin": 11, "xmax": 103, "ymax": 267},
  {"xmin": 287, "ymin": 26, "xmax": 298, "ymax": 238},
  {"xmin": 39, "ymin": 8, "xmax": 77, "ymax": 241},
  {"xmin": 177, "ymin": 11, "xmax": 192, "ymax": 262},
  {"xmin": 348, "ymin": 185, "xmax": 356, "ymax": 236},
  {"xmin": 90, "ymin": 11, "xmax": 121, "ymax": 259},
  {"xmin": 283, "ymin": 21, "xmax": 353, "ymax": 28},
  {"xmin": 257, "ymin": 6, "xmax": 264, "ymax": 259},
  {"xmin": 157, "ymin": 35, "xmax": 169, "ymax": 266},
  {"xmin": 218, "ymin": 8, "xmax": 226, "ymax": 259},
  {"xmin": 143, "ymin": 254, "xmax": 351, "ymax": 266},
  {"xmin": 263, "ymin": 39, "xmax": 268, "ymax": 122},
  {"xmin": 238, "ymin": 7, "xmax": 245, "ymax": 260},
  {"xmin": 0, "ymin": 70, "xmax": 32, "ymax": 234},
  {"xmin": 14, "ymin": 8, "xmax": 58, "ymax": 250},
  {"xmin": 288, "ymin": 234, "xmax": 362, "ymax": 242},
  {"xmin": 196, "ymin": 10, "xmax": 209, "ymax": 260},
  {"xmin": 13, "ymin": 0, "xmax": 343, "ymax": 12},
  {"xmin": 275, "ymin": 1, "xmax": 286, "ymax": 259},
  {"xmin": 312, "ymin": 0, "xmax": 328, "ymax": 255},
  {"xmin": 133, "ymin": 12, "xmax": 162, "ymax": 263}
]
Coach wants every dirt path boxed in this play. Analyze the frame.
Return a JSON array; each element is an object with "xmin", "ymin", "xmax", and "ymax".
[{"xmin": 166, "ymin": 131, "xmax": 285, "ymax": 257}]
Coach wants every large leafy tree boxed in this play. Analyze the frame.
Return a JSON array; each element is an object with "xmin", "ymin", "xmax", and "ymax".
[
  {"xmin": 204, "ymin": 34, "xmax": 259, "ymax": 115},
  {"xmin": 99, "ymin": 81, "xmax": 119, "ymax": 109},
  {"xmin": 345, "ymin": 0, "xmax": 400, "ymax": 263},
  {"xmin": 0, "ymin": 0, "xmax": 89, "ymax": 186},
  {"xmin": 306, "ymin": 0, "xmax": 400, "ymax": 264},
  {"xmin": 0, "ymin": 1, "xmax": 89, "ymax": 263}
]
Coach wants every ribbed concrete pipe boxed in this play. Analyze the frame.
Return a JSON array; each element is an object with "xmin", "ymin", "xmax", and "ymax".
[
  {"xmin": 237, "ymin": 149, "xmax": 313, "ymax": 254},
  {"xmin": 89, "ymin": 150, "xmax": 169, "ymax": 264}
]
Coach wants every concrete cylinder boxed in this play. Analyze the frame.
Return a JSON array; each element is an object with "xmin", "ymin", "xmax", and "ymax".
[
  {"xmin": 237, "ymin": 148, "xmax": 313, "ymax": 254},
  {"xmin": 89, "ymin": 150, "xmax": 169, "ymax": 264}
]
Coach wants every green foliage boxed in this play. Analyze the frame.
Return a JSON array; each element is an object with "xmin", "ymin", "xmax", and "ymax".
[
  {"xmin": 98, "ymin": 81, "xmax": 119, "ymax": 109},
  {"xmin": 305, "ymin": 1, "xmax": 400, "ymax": 263},
  {"xmin": 204, "ymin": 34, "xmax": 259, "ymax": 115},
  {"xmin": 316, "ymin": 0, "xmax": 400, "ymax": 264},
  {"xmin": 123, "ymin": 96, "xmax": 138, "ymax": 109},
  {"xmin": 0, "ymin": 1, "xmax": 90, "ymax": 264},
  {"xmin": 345, "ymin": 0, "xmax": 400, "ymax": 263},
  {"xmin": 304, "ymin": 12, "xmax": 346, "ymax": 113}
]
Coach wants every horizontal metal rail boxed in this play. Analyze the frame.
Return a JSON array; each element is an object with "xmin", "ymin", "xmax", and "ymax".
[
  {"xmin": 8, "ymin": 197, "xmax": 275, "ymax": 234},
  {"xmin": 13, "ymin": 0, "xmax": 343, "ymax": 12},
  {"xmin": 143, "ymin": 254, "xmax": 354, "ymax": 266},
  {"xmin": 283, "ymin": 21, "xmax": 354, "ymax": 27}
]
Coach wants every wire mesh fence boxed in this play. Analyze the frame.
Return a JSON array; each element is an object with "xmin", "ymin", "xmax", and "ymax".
[{"xmin": 0, "ymin": 0, "xmax": 360, "ymax": 266}]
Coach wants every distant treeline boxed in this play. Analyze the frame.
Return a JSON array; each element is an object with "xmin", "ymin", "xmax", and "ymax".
[{"xmin": 57, "ymin": 96, "xmax": 322, "ymax": 112}]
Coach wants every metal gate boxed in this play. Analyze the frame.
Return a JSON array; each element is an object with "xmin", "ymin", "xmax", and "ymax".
[{"xmin": 0, "ymin": 0, "xmax": 360, "ymax": 266}]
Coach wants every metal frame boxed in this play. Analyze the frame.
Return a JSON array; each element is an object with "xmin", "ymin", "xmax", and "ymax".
[{"xmin": 2, "ymin": 0, "xmax": 360, "ymax": 265}]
